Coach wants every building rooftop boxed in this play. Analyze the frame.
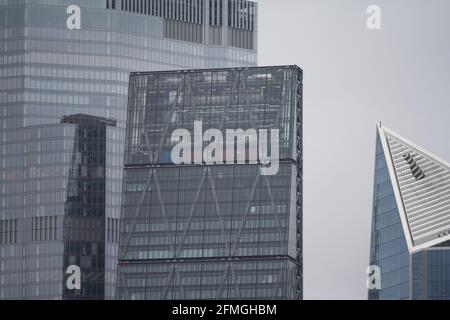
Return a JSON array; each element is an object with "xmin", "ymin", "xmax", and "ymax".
[
  {"xmin": 130, "ymin": 65, "xmax": 303, "ymax": 76},
  {"xmin": 377, "ymin": 123, "xmax": 450, "ymax": 252}
]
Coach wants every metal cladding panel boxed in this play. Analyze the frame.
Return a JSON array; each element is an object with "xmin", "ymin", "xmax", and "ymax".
[{"xmin": 381, "ymin": 127, "xmax": 450, "ymax": 250}]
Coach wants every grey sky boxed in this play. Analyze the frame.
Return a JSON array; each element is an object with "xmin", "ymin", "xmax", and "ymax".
[{"xmin": 256, "ymin": 0, "xmax": 450, "ymax": 299}]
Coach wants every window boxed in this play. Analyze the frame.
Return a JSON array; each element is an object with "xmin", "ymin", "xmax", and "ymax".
[
  {"xmin": 107, "ymin": 217, "xmax": 120, "ymax": 243},
  {"xmin": 32, "ymin": 216, "xmax": 58, "ymax": 241},
  {"xmin": 0, "ymin": 219, "xmax": 18, "ymax": 244}
]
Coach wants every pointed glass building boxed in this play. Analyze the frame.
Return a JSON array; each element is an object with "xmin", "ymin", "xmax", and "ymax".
[{"xmin": 369, "ymin": 123, "xmax": 450, "ymax": 300}]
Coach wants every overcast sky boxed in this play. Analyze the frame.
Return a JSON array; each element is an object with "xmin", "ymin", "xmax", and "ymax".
[{"xmin": 256, "ymin": 0, "xmax": 450, "ymax": 299}]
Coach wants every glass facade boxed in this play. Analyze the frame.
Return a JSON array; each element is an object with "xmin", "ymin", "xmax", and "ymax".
[
  {"xmin": 368, "ymin": 133, "xmax": 409, "ymax": 300},
  {"xmin": 61, "ymin": 114, "xmax": 117, "ymax": 299},
  {"xmin": 411, "ymin": 246, "xmax": 450, "ymax": 300},
  {"xmin": 0, "ymin": 0, "xmax": 257, "ymax": 299},
  {"xmin": 117, "ymin": 66, "xmax": 303, "ymax": 299},
  {"xmin": 368, "ymin": 129, "xmax": 450, "ymax": 300}
]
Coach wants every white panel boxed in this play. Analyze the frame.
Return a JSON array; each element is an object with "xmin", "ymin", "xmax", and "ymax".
[{"xmin": 381, "ymin": 126, "xmax": 450, "ymax": 251}]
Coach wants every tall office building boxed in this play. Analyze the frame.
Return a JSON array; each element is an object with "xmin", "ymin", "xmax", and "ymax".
[
  {"xmin": 369, "ymin": 124, "xmax": 450, "ymax": 299},
  {"xmin": 0, "ymin": 0, "xmax": 257, "ymax": 299},
  {"xmin": 117, "ymin": 65, "xmax": 303, "ymax": 300}
]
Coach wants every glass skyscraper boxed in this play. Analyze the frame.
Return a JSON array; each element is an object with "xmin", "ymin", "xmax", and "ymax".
[
  {"xmin": 117, "ymin": 65, "xmax": 303, "ymax": 300},
  {"xmin": 369, "ymin": 123, "xmax": 450, "ymax": 300},
  {"xmin": 0, "ymin": 0, "xmax": 257, "ymax": 299}
]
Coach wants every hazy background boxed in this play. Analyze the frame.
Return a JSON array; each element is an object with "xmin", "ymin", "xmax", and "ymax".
[{"xmin": 256, "ymin": 0, "xmax": 450, "ymax": 299}]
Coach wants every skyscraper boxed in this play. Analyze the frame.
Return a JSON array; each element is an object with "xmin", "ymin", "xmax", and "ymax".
[
  {"xmin": 369, "ymin": 123, "xmax": 450, "ymax": 300},
  {"xmin": 117, "ymin": 65, "xmax": 303, "ymax": 300},
  {"xmin": 0, "ymin": 0, "xmax": 257, "ymax": 299}
]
